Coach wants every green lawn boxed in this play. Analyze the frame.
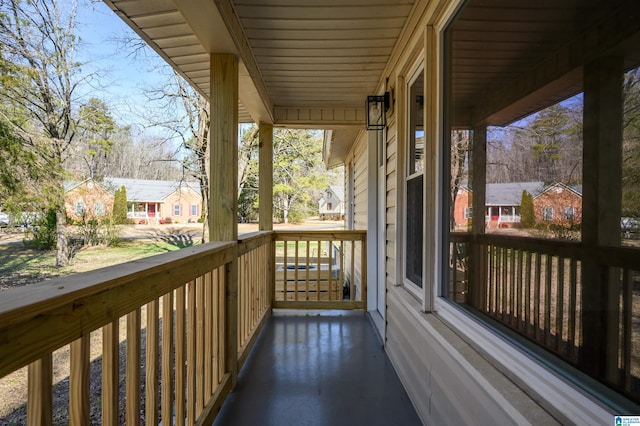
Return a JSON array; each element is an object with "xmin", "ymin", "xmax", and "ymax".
[{"xmin": 0, "ymin": 239, "xmax": 199, "ymax": 290}]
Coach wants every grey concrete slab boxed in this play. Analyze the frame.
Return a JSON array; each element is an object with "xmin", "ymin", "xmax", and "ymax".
[{"xmin": 213, "ymin": 310, "xmax": 422, "ymax": 426}]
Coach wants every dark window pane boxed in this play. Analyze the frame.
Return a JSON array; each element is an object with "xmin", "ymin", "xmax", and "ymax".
[{"xmin": 406, "ymin": 174, "xmax": 423, "ymax": 287}]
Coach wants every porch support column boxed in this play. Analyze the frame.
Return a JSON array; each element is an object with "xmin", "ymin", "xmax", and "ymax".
[
  {"xmin": 581, "ymin": 56, "xmax": 623, "ymax": 380},
  {"xmin": 259, "ymin": 123, "xmax": 273, "ymax": 231},
  {"xmin": 470, "ymin": 126, "xmax": 487, "ymax": 309},
  {"xmin": 210, "ymin": 53, "xmax": 239, "ymax": 242},
  {"xmin": 209, "ymin": 53, "xmax": 239, "ymax": 389}
]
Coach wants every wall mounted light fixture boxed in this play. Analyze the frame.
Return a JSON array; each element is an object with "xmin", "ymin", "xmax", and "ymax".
[{"xmin": 366, "ymin": 92, "xmax": 390, "ymax": 130}]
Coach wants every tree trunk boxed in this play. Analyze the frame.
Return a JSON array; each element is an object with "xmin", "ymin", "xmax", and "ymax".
[
  {"xmin": 283, "ymin": 198, "xmax": 290, "ymax": 224},
  {"xmin": 200, "ymin": 170, "xmax": 209, "ymax": 244},
  {"xmin": 55, "ymin": 200, "xmax": 69, "ymax": 267}
]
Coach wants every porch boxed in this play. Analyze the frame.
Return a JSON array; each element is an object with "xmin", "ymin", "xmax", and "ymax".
[
  {"xmin": 213, "ymin": 310, "xmax": 421, "ymax": 426},
  {"xmin": 0, "ymin": 230, "xmax": 373, "ymax": 424}
]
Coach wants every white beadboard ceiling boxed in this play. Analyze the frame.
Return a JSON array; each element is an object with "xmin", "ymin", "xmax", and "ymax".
[{"xmin": 104, "ymin": 0, "xmax": 415, "ymax": 127}]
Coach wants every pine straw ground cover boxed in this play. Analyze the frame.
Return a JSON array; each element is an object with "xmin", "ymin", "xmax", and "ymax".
[{"xmin": 0, "ymin": 240, "xmax": 191, "ymax": 425}]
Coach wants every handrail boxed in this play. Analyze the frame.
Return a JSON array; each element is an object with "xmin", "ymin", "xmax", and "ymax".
[
  {"xmin": 0, "ymin": 241, "xmax": 235, "ymax": 379},
  {"xmin": 273, "ymin": 230, "xmax": 367, "ymax": 310},
  {"xmin": 237, "ymin": 230, "xmax": 274, "ymax": 255},
  {"xmin": 274, "ymin": 229, "xmax": 367, "ymax": 241}
]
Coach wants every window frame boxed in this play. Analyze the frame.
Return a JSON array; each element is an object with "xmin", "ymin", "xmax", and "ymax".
[
  {"xmin": 563, "ymin": 206, "xmax": 575, "ymax": 220},
  {"xmin": 464, "ymin": 206, "xmax": 473, "ymax": 219},
  {"xmin": 75, "ymin": 201, "xmax": 86, "ymax": 216},
  {"xmin": 95, "ymin": 202, "xmax": 105, "ymax": 216},
  {"xmin": 402, "ymin": 60, "xmax": 426, "ymax": 296},
  {"xmin": 173, "ymin": 204, "xmax": 181, "ymax": 216}
]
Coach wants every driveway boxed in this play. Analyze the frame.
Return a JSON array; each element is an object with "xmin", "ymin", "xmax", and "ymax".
[{"xmin": 0, "ymin": 220, "xmax": 344, "ymax": 245}]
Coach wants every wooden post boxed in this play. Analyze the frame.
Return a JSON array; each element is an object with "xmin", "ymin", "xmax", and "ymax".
[
  {"xmin": 209, "ymin": 53, "xmax": 239, "ymax": 243},
  {"xmin": 225, "ymin": 249, "xmax": 238, "ymax": 388},
  {"xmin": 145, "ymin": 301, "xmax": 159, "ymax": 426},
  {"xmin": 580, "ymin": 56, "xmax": 623, "ymax": 380},
  {"xmin": 259, "ymin": 122, "xmax": 273, "ymax": 231},
  {"xmin": 470, "ymin": 126, "xmax": 487, "ymax": 309},
  {"xmin": 102, "ymin": 321, "xmax": 119, "ymax": 426},
  {"xmin": 27, "ymin": 355, "xmax": 52, "ymax": 426},
  {"xmin": 210, "ymin": 53, "xmax": 239, "ymax": 390},
  {"xmin": 126, "ymin": 310, "xmax": 141, "ymax": 426},
  {"xmin": 70, "ymin": 335, "xmax": 90, "ymax": 425}
]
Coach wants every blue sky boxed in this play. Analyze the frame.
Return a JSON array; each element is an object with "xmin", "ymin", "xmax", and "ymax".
[{"xmin": 74, "ymin": 2, "xmax": 170, "ymax": 127}]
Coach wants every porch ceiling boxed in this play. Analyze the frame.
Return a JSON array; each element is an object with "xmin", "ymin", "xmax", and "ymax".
[
  {"xmin": 451, "ymin": 0, "xmax": 640, "ymax": 127},
  {"xmin": 104, "ymin": 0, "xmax": 414, "ymax": 127}
]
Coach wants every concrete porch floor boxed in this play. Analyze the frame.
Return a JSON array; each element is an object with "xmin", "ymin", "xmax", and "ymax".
[{"xmin": 213, "ymin": 310, "xmax": 422, "ymax": 426}]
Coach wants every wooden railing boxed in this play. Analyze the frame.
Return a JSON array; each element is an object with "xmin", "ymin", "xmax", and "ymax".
[
  {"xmin": 451, "ymin": 232, "xmax": 639, "ymax": 403},
  {"xmin": 237, "ymin": 232, "xmax": 273, "ymax": 369},
  {"xmin": 0, "ymin": 242, "xmax": 237, "ymax": 425},
  {"xmin": 0, "ymin": 230, "xmax": 366, "ymax": 423},
  {"xmin": 273, "ymin": 230, "xmax": 367, "ymax": 310}
]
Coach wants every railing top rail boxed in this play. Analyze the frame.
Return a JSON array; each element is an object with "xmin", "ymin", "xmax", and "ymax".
[
  {"xmin": 274, "ymin": 230, "xmax": 366, "ymax": 241},
  {"xmin": 597, "ymin": 245, "xmax": 640, "ymax": 269},
  {"xmin": 238, "ymin": 231, "xmax": 274, "ymax": 255},
  {"xmin": 451, "ymin": 232, "xmax": 640, "ymax": 268},
  {"xmin": 0, "ymin": 241, "xmax": 235, "ymax": 379},
  {"xmin": 478, "ymin": 233, "xmax": 581, "ymax": 253},
  {"xmin": 453, "ymin": 232, "xmax": 582, "ymax": 258}
]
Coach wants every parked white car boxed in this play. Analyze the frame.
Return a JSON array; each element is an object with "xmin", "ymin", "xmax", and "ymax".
[
  {"xmin": 621, "ymin": 217, "xmax": 640, "ymax": 237},
  {"xmin": 0, "ymin": 212, "xmax": 9, "ymax": 227}
]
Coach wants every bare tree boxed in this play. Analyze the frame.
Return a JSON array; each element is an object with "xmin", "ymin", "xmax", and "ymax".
[
  {"xmin": 450, "ymin": 130, "xmax": 470, "ymax": 230},
  {"xmin": 0, "ymin": 0, "xmax": 87, "ymax": 265}
]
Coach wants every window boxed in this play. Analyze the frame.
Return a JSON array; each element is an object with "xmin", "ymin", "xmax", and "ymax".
[
  {"xmin": 464, "ymin": 207, "xmax": 473, "ymax": 219},
  {"xmin": 75, "ymin": 202, "xmax": 85, "ymax": 216},
  {"xmin": 404, "ymin": 68, "xmax": 424, "ymax": 289},
  {"xmin": 563, "ymin": 206, "xmax": 575, "ymax": 220},
  {"xmin": 95, "ymin": 202, "xmax": 105, "ymax": 216},
  {"xmin": 442, "ymin": 0, "xmax": 638, "ymax": 407},
  {"xmin": 173, "ymin": 204, "xmax": 181, "ymax": 216},
  {"xmin": 327, "ymin": 202, "xmax": 333, "ymax": 210},
  {"xmin": 190, "ymin": 204, "xmax": 198, "ymax": 216}
]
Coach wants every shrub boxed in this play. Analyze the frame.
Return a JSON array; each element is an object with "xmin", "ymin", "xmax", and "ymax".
[
  {"xmin": 74, "ymin": 215, "xmax": 122, "ymax": 247},
  {"xmin": 24, "ymin": 209, "xmax": 57, "ymax": 250},
  {"xmin": 520, "ymin": 190, "xmax": 535, "ymax": 229},
  {"xmin": 113, "ymin": 186, "xmax": 128, "ymax": 224}
]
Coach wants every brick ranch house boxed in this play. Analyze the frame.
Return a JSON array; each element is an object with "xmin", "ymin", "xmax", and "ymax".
[
  {"xmin": 105, "ymin": 178, "xmax": 202, "ymax": 224},
  {"xmin": 453, "ymin": 182, "xmax": 583, "ymax": 230},
  {"xmin": 64, "ymin": 177, "xmax": 202, "ymax": 224},
  {"xmin": 453, "ymin": 182, "xmax": 544, "ymax": 230}
]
